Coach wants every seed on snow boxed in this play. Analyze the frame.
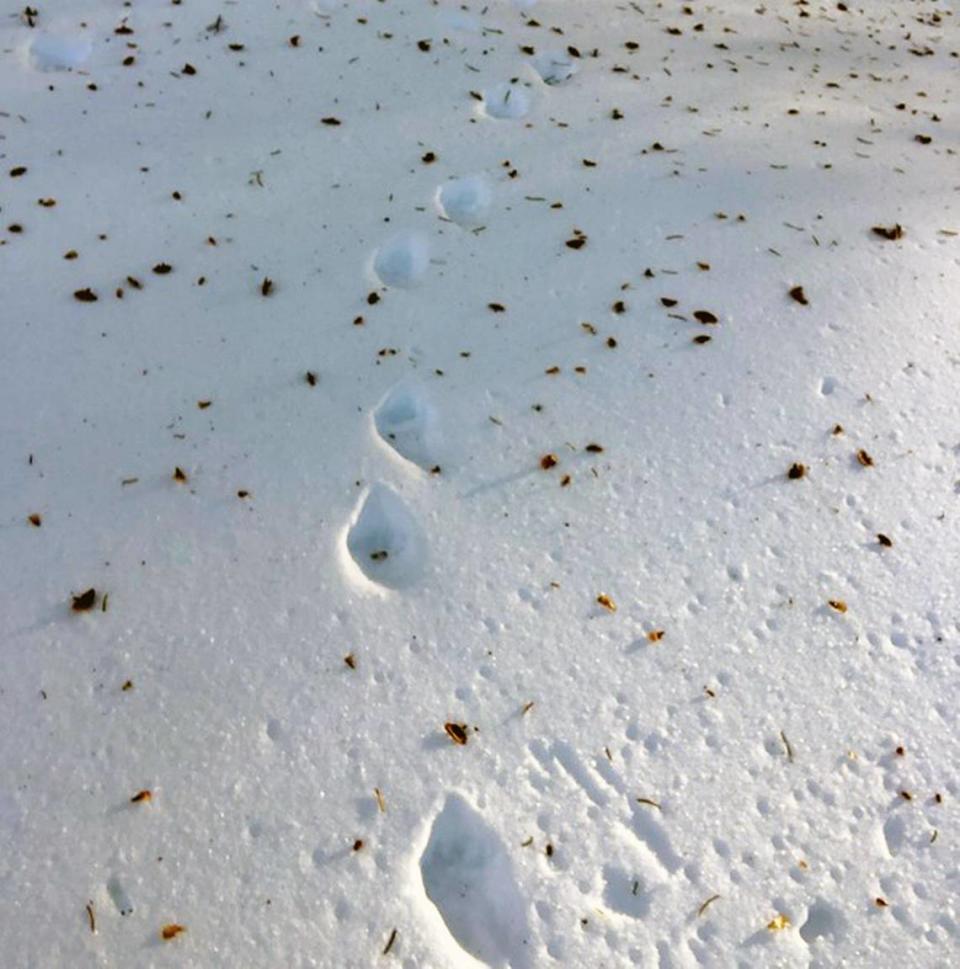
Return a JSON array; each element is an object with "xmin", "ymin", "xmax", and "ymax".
[
  {"xmin": 444, "ymin": 722, "xmax": 469, "ymax": 745},
  {"xmin": 71, "ymin": 588, "xmax": 97, "ymax": 611}
]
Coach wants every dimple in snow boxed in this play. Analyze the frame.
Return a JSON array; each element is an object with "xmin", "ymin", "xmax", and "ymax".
[
  {"xmin": 436, "ymin": 175, "xmax": 493, "ymax": 228},
  {"xmin": 420, "ymin": 794, "xmax": 532, "ymax": 968},
  {"xmin": 344, "ymin": 485, "xmax": 426, "ymax": 589},
  {"xmin": 374, "ymin": 380, "xmax": 441, "ymax": 471},
  {"xmin": 482, "ymin": 82, "xmax": 531, "ymax": 120},
  {"xmin": 372, "ymin": 232, "xmax": 430, "ymax": 288},
  {"xmin": 27, "ymin": 33, "xmax": 92, "ymax": 71}
]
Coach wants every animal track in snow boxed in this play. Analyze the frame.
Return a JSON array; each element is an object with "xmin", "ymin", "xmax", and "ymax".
[
  {"xmin": 799, "ymin": 898, "xmax": 847, "ymax": 944},
  {"xmin": 344, "ymin": 485, "xmax": 426, "ymax": 589},
  {"xmin": 527, "ymin": 739, "xmax": 683, "ymax": 877},
  {"xmin": 481, "ymin": 82, "xmax": 531, "ymax": 120},
  {"xmin": 420, "ymin": 794, "xmax": 532, "ymax": 968},
  {"xmin": 528, "ymin": 739, "xmax": 613, "ymax": 807},
  {"xmin": 530, "ymin": 51, "xmax": 579, "ymax": 86},
  {"xmin": 106, "ymin": 875, "xmax": 133, "ymax": 916},
  {"xmin": 27, "ymin": 33, "xmax": 92, "ymax": 71},
  {"xmin": 881, "ymin": 808, "xmax": 930, "ymax": 858},
  {"xmin": 436, "ymin": 175, "xmax": 493, "ymax": 228},
  {"xmin": 603, "ymin": 865, "xmax": 653, "ymax": 920},
  {"xmin": 628, "ymin": 799, "xmax": 683, "ymax": 875},
  {"xmin": 371, "ymin": 231, "xmax": 430, "ymax": 288},
  {"xmin": 374, "ymin": 380, "xmax": 441, "ymax": 471}
]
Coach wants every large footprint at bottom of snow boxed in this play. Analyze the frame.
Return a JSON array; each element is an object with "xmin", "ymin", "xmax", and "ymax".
[
  {"xmin": 374, "ymin": 380, "xmax": 441, "ymax": 470},
  {"xmin": 344, "ymin": 485, "xmax": 426, "ymax": 589},
  {"xmin": 420, "ymin": 794, "xmax": 531, "ymax": 968}
]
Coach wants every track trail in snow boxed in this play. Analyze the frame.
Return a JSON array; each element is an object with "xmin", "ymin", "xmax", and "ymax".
[{"xmin": 0, "ymin": 0, "xmax": 957, "ymax": 967}]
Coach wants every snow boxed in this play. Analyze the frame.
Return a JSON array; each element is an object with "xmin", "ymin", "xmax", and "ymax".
[
  {"xmin": 26, "ymin": 32, "xmax": 93, "ymax": 72},
  {"xmin": 419, "ymin": 793, "xmax": 532, "ymax": 968},
  {"xmin": 530, "ymin": 52, "xmax": 579, "ymax": 88},
  {"xmin": 1, "ymin": 0, "xmax": 958, "ymax": 967},
  {"xmin": 482, "ymin": 81, "xmax": 533, "ymax": 121},
  {"xmin": 372, "ymin": 232, "xmax": 432, "ymax": 289},
  {"xmin": 437, "ymin": 175, "xmax": 494, "ymax": 229},
  {"xmin": 374, "ymin": 379, "xmax": 443, "ymax": 471},
  {"xmin": 344, "ymin": 483, "xmax": 428, "ymax": 590}
]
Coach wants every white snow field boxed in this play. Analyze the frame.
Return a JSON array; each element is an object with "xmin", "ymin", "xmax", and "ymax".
[{"xmin": 0, "ymin": 0, "xmax": 958, "ymax": 966}]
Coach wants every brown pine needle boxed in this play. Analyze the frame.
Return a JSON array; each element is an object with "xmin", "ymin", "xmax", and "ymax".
[{"xmin": 698, "ymin": 894, "xmax": 721, "ymax": 917}]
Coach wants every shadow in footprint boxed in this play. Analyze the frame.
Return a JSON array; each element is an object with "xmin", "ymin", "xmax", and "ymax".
[
  {"xmin": 482, "ymin": 82, "xmax": 531, "ymax": 120},
  {"xmin": 372, "ymin": 232, "xmax": 430, "ymax": 288},
  {"xmin": 374, "ymin": 380, "xmax": 441, "ymax": 471},
  {"xmin": 107, "ymin": 875, "xmax": 134, "ymax": 917},
  {"xmin": 530, "ymin": 51, "xmax": 578, "ymax": 86},
  {"xmin": 799, "ymin": 899, "xmax": 846, "ymax": 945},
  {"xmin": 27, "ymin": 33, "xmax": 92, "ymax": 71},
  {"xmin": 629, "ymin": 801, "xmax": 683, "ymax": 875},
  {"xmin": 436, "ymin": 176, "xmax": 492, "ymax": 228},
  {"xmin": 345, "ymin": 485, "xmax": 426, "ymax": 589},
  {"xmin": 603, "ymin": 865, "xmax": 652, "ymax": 919},
  {"xmin": 420, "ymin": 794, "xmax": 532, "ymax": 968}
]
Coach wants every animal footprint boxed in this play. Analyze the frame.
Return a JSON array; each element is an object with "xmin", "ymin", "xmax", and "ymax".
[
  {"xmin": 530, "ymin": 51, "xmax": 578, "ymax": 86},
  {"xmin": 374, "ymin": 380, "xmax": 441, "ymax": 471},
  {"xmin": 372, "ymin": 232, "xmax": 430, "ymax": 288},
  {"xmin": 27, "ymin": 33, "xmax": 92, "ymax": 71},
  {"xmin": 629, "ymin": 800, "xmax": 683, "ymax": 875},
  {"xmin": 482, "ymin": 82, "xmax": 531, "ymax": 120},
  {"xmin": 344, "ymin": 485, "xmax": 426, "ymax": 589},
  {"xmin": 107, "ymin": 875, "xmax": 134, "ymax": 916},
  {"xmin": 603, "ymin": 865, "xmax": 653, "ymax": 919},
  {"xmin": 436, "ymin": 176, "xmax": 493, "ymax": 228},
  {"xmin": 799, "ymin": 898, "xmax": 846, "ymax": 944},
  {"xmin": 420, "ymin": 794, "xmax": 532, "ymax": 968}
]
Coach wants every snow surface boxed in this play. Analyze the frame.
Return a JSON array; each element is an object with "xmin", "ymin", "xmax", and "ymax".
[{"xmin": 1, "ymin": 1, "xmax": 959, "ymax": 967}]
